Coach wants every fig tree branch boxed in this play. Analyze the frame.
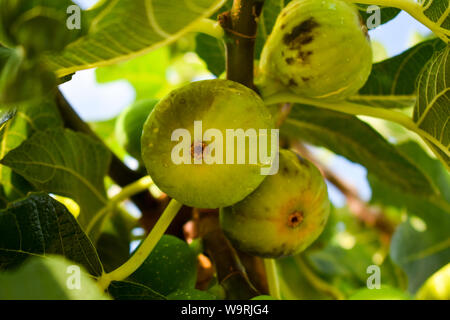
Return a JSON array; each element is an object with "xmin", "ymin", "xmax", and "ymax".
[
  {"xmin": 213, "ymin": 0, "xmax": 270, "ymax": 297},
  {"xmin": 219, "ymin": 0, "xmax": 265, "ymax": 90},
  {"xmin": 196, "ymin": 210, "xmax": 260, "ymax": 299}
]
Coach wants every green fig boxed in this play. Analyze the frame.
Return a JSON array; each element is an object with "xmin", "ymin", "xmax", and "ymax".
[
  {"xmin": 115, "ymin": 99, "xmax": 158, "ymax": 161},
  {"xmin": 220, "ymin": 149, "xmax": 330, "ymax": 258},
  {"xmin": 258, "ymin": 0, "xmax": 372, "ymax": 100},
  {"xmin": 141, "ymin": 79, "xmax": 276, "ymax": 209}
]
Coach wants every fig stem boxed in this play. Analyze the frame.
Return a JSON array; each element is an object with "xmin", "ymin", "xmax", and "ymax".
[
  {"xmin": 264, "ymin": 259, "xmax": 282, "ymax": 300},
  {"xmin": 345, "ymin": 0, "xmax": 448, "ymax": 42},
  {"xmin": 86, "ymin": 176, "xmax": 154, "ymax": 236},
  {"xmin": 97, "ymin": 198, "xmax": 183, "ymax": 290},
  {"xmin": 264, "ymin": 92, "xmax": 450, "ymax": 166},
  {"xmin": 190, "ymin": 18, "xmax": 225, "ymax": 40}
]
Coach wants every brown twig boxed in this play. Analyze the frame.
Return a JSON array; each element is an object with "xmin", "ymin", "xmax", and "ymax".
[
  {"xmin": 275, "ymin": 103, "xmax": 293, "ymax": 128},
  {"xmin": 195, "ymin": 209, "xmax": 260, "ymax": 300},
  {"xmin": 219, "ymin": 0, "xmax": 264, "ymax": 90},
  {"xmin": 214, "ymin": 0, "xmax": 271, "ymax": 297}
]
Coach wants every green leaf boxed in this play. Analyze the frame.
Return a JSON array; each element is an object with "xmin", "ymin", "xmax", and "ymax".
[
  {"xmin": 167, "ymin": 288, "xmax": 218, "ymax": 300},
  {"xmin": 95, "ymin": 47, "xmax": 170, "ymax": 100},
  {"xmin": 96, "ymin": 233, "xmax": 130, "ymax": 274},
  {"xmin": 0, "ymin": 0, "xmax": 85, "ymax": 53},
  {"xmin": 108, "ymin": 281, "xmax": 166, "ymax": 300},
  {"xmin": 0, "ymin": 50, "xmax": 56, "ymax": 106},
  {"xmin": 195, "ymin": 33, "xmax": 225, "ymax": 77},
  {"xmin": 96, "ymin": 208, "xmax": 136, "ymax": 273},
  {"xmin": 0, "ymin": 255, "xmax": 108, "ymax": 300},
  {"xmin": 419, "ymin": 0, "xmax": 449, "ymax": 41},
  {"xmin": 307, "ymin": 244, "xmax": 374, "ymax": 287},
  {"xmin": 251, "ymin": 295, "xmax": 276, "ymax": 300},
  {"xmin": 45, "ymin": 0, "xmax": 226, "ymax": 77},
  {"xmin": 0, "ymin": 99, "xmax": 62, "ymax": 155},
  {"xmin": 276, "ymin": 256, "xmax": 330, "ymax": 300},
  {"xmin": 194, "ymin": 0, "xmax": 229, "ymax": 76},
  {"xmin": 368, "ymin": 144, "xmax": 449, "ymax": 294},
  {"xmin": 0, "ymin": 99, "xmax": 63, "ymax": 206},
  {"xmin": 353, "ymin": 39, "xmax": 445, "ymax": 109},
  {"xmin": 89, "ymin": 117, "xmax": 127, "ymax": 161},
  {"xmin": 390, "ymin": 203, "xmax": 450, "ymax": 293},
  {"xmin": 281, "ymin": 105, "xmax": 437, "ymax": 197},
  {"xmin": 398, "ymin": 141, "xmax": 450, "ymax": 203},
  {"xmin": 0, "ymin": 193, "xmax": 103, "ymax": 276},
  {"xmin": 1, "ymin": 128, "xmax": 111, "ymax": 232},
  {"xmin": 413, "ymin": 44, "xmax": 449, "ymax": 168},
  {"xmin": 129, "ymin": 235, "xmax": 197, "ymax": 296},
  {"xmin": 348, "ymin": 286, "xmax": 411, "ymax": 300}
]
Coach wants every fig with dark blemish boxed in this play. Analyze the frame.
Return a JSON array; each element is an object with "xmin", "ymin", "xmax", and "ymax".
[
  {"xmin": 257, "ymin": 0, "xmax": 373, "ymax": 101},
  {"xmin": 220, "ymin": 149, "xmax": 330, "ymax": 258}
]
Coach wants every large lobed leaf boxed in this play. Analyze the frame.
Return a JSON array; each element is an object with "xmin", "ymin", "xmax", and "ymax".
[
  {"xmin": 419, "ymin": 0, "xmax": 449, "ymax": 42},
  {"xmin": 390, "ymin": 202, "xmax": 450, "ymax": 293},
  {"xmin": 369, "ymin": 141, "xmax": 450, "ymax": 293},
  {"xmin": 354, "ymin": 39, "xmax": 446, "ymax": 109},
  {"xmin": 0, "ymin": 99, "xmax": 63, "ymax": 207},
  {"xmin": 195, "ymin": 33, "xmax": 225, "ymax": 77},
  {"xmin": 0, "ymin": 193, "xmax": 103, "ymax": 276},
  {"xmin": 413, "ymin": 44, "xmax": 449, "ymax": 168},
  {"xmin": 281, "ymin": 105, "xmax": 437, "ymax": 197},
  {"xmin": 46, "ymin": 0, "xmax": 226, "ymax": 77},
  {"xmin": 1, "ymin": 128, "xmax": 111, "ymax": 233}
]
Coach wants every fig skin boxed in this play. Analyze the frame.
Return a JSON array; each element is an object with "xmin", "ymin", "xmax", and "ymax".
[
  {"xmin": 258, "ymin": 0, "xmax": 373, "ymax": 100},
  {"xmin": 141, "ymin": 79, "xmax": 275, "ymax": 209},
  {"xmin": 220, "ymin": 149, "xmax": 330, "ymax": 258},
  {"xmin": 115, "ymin": 99, "xmax": 158, "ymax": 161}
]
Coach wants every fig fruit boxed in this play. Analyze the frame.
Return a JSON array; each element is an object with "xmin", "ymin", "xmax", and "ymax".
[
  {"xmin": 258, "ymin": 0, "xmax": 372, "ymax": 100},
  {"xmin": 141, "ymin": 79, "xmax": 276, "ymax": 209},
  {"xmin": 115, "ymin": 99, "xmax": 158, "ymax": 161},
  {"xmin": 220, "ymin": 149, "xmax": 330, "ymax": 258}
]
